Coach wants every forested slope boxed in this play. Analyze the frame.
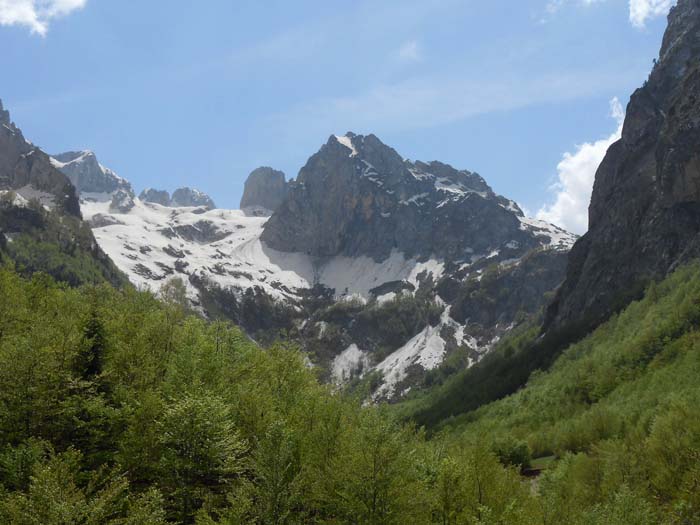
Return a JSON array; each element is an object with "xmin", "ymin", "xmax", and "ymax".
[{"xmin": 1, "ymin": 262, "xmax": 700, "ymax": 523}]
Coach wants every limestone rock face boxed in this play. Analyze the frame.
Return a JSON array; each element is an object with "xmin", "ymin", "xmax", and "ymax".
[
  {"xmin": 0, "ymin": 100, "xmax": 80, "ymax": 217},
  {"xmin": 240, "ymin": 167, "xmax": 288, "ymax": 216},
  {"xmin": 545, "ymin": 0, "xmax": 700, "ymax": 334},
  {"xmin": 51, "ymin": 150, "xmax": 133, "ymax": 196},
  {"xmin": 109, "ymin": 189, "xmax": 135, "ymax": 213},
  {"xmin": 138, "ymin": 187, "xmax": 215, "ymax": 209},
  {"xmin": 139, "ymin": 188, "xmax": 171, "ymax": 206},
  {"xmin": 171, "ymin": 187, "xmax": 216, "ymax": 209},
  {"xmin": 262, "ymin": 133, "xmax": 569, "ymax": 263}
]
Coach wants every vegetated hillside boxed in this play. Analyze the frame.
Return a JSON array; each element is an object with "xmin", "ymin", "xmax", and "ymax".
[
  {"xmin": 0, "ymin": 265, "xmax": 695, "ymax": 524},
  {"xmin": 0, "ymin": 193, "xmax": 126, "ymax": 287},
  {"xmin": 404, "ymin": 262, "xmax": 700, "ymax": 523}
]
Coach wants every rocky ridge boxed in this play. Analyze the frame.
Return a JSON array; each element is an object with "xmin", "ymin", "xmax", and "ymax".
[
  {"xmin": 139, "ymin": 187, "xmax": 216, "ymax": 209},
  {"xmin": 0, "ymin": 101, "xmax": 125, "ymax": 286},
  {"xmin": 546, "ymin": 0, "xmax": 700, "ymax": 336},
  {"xmin": 51, "ymin": 150, "xmax": 133, "ymax": 196},
  {"xmin": 263, "ymin": 133, "xmax": 573, "ymax": 262}
]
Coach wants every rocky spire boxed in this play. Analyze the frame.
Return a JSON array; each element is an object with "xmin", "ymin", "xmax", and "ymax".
[
  {"xmin": 240, "ymin": 167, "xmax": 288, "ymax": 216},
  {"xmin": 0, "ymin": 99, "xmax": 10, "ymax": 126}
]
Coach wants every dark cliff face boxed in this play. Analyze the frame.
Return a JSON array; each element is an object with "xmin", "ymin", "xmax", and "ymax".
[
  {"xmin": 240, "ymin": 167, "xmax": 288, "ymax": 215},
  {"xmin": 545, "ymin": 0, "xmax": 700, "ymax": 334},
  {"xmin": 0, "ymin": 101, "xmax": 80, "ymax": 217},
  {"xmin": 261, "ymin": 133, "xmax": 554, "ymax": 262}
]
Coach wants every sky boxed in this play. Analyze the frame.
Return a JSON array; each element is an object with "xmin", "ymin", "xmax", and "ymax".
[{"xmin": 0, "ymin": 0, "xmax": 675, "ymax": 233}]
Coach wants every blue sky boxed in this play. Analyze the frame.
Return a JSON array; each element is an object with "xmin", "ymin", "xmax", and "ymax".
[{"xmin": 0, "ymin": 0, "xmax": 672, "ymax": 231}]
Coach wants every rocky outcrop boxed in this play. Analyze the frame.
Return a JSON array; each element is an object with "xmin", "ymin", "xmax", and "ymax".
[
  {"xmin": 109, "ymin": 189, "xmax": 135, "ymax": 213},
  {"xmin": 139, "ymin": 188, "xmax": 171, "ymax": 206},
  {"xmin": 262, "ymin": 133, "xmax": 572, "ymax": 263},
  {"xmin": 545, "ymin": 0, "xmax": 700, "ymax": 335},
  {"xmin": 240, "ymin": 167, "xmax": 288, "ymax": 216},
  {"xmin": 0, "ymin": 100, "xmax": 80, "ymax": 217},
  {"xmin": 171, "ymin": 187, "xmax": 216, "ymax": 209},
  {"xmin": 51, "ymin": 150, "xmax": 133, "ymax": 197},
  {"xmin": 138, "ymin": 187, "xmax": 216, "ymax": 209},
  {"xmin": 0, "ymin": 99, "xmax": 126, "ymax": 286}
]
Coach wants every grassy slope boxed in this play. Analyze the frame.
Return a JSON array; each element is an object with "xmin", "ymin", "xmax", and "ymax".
[{"xmin": 440, "ymin": 262, "xmax": 700, "ymax": 456}]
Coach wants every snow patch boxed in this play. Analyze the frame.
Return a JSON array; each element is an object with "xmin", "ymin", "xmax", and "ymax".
[
  {"xmin": 334, "ymin": 134, "xmax": 357, "ymax": 157},
  {"xmin": 332, "ymin": 344, "xmax": 370, "ymax": 384},
  {"xmin": 519, "ymin": 216, "xmax": 577, "ymax": 250},
  {"xmin": 374, "ymin": 325, "xmax": 446, "ymax": 398}
]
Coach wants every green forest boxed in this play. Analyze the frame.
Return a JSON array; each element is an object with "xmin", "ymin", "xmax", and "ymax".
[{"xmin": 1, "ymin": 259, "xmax": 700, "ymax": 524}]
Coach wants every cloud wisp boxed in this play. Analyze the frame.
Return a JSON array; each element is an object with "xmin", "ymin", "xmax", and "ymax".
[
  {"xmin": 629, "ymin": 0, "xmax": 675, "ymax": 28},
  {"xmin": 0, "ymin": 0, "xmax": 86, "ymax": 36},
  {"xmin": 398, "ymin": 40, "xmax": 423, "ymax": 62},
  {"xmin": 536, "ymin": 97, "xmax": 624, "ymax": 234},
  {"xmin": 544, "ymin": 0, "xmax": 675, "ymax": 28}
]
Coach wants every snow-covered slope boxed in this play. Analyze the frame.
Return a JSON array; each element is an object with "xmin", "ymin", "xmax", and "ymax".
[
  {"xmin": 81, "ymin": 195, "xmax": 446, "ymax": 304},
  {"xmin": 80, "ymin": 190, "xmax": 573, "ymax": 400}
]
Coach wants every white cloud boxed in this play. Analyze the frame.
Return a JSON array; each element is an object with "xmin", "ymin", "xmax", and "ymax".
[
  {"xmin": 0, "ymin": 0, "xmax": 86, "ymax": 36},
  {"xmin": 544, "ymin": 0, "xmax": 674, "ymax": 28},
  {"xmin": 398, "ymin": 40, "xmax": 422, "ymax": 62},
  {"xmin": 536, "ymin": 97, "xmax": 625, "ymax": 234},
  {"xmin": 629, "ymin": 0, "xmax": 675, "ymax": 28}
]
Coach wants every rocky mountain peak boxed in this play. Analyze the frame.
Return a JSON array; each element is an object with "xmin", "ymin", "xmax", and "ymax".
[
  {"xmin": 240, "ymin": 166, "xmax": 288, "ymax": 216},
  {"xmin": 546, "ymin": 0, "xmax": 700, "ymax": 336},
  {"xmin": 51, "ymin": 150, "xmax": 133, "ymax": 197},
  {"xmin": 262, "ymin": 132, "xmax": 572, "ymax": 262},
  {"xmin": 137, "ymin": 187, "xmax": 215, "ymax": 209},
  {"xmin": 0, "ymin": 102, "xmax": 80, "ymax": 216},
  {"xmin": 139, "ymin": 188, "xmax": 171, "ymax": 206},
  {"xmin": 171, "ymin": 187, "xmax": 216, "ymax": 209},
  {"xmin": 0, "ymin": 99, "xmax": 9, "ymax": 127}
]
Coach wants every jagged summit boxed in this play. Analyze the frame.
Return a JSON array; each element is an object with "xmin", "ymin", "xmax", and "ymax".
[
  {"xmin": 240, "ymin": 166, "xmax": 288, "ymax": 216},
  {"xmin": 262, "ymin": 132, "xmax": 571, "ymax": 261},
  {"xmin": 138, "ymin": 186, "xmax": 216, "ymax": 209},
  {"xmin": 546, "ymin": 0, "xmax": 700, "ymax": 335},
  {"xmin": 0, "ymin": 99, "xmax": 8, "ymax": 126},
  {"xmin": 51, "ymin": 150, "xmax": 133, "ymax": 197},
  {"xmin": 139, "ymin": 188, "xmax": 171, "ymax": 206},
  {"xmin": 171, "ymin": 187, "xmax": 216, "ymax": 209}
]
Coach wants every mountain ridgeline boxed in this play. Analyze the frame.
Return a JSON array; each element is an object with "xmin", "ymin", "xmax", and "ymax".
[
  {"xmin": 262, "ymin": 133, "xmax": 553, "ymax": 261},
  {"xmin": 0, "ymin": 102, "xmax": 125, "ymax": 287},
  {"xmin": 2, "ymin": 2, "xmax": 700, "ymax": 523},
  {"xmin": 1, "ymin": 87, "xmax": 576, "ymax": 401},
  {"xmin": 47, "ymin": 128, "xmax": 574, "ymax": 400}
]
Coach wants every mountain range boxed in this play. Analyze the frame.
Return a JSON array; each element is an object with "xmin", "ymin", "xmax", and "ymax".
[
  {"xmin": 2, "ymin": 1, "xmax": 700, "ymax": 521},
  {"xmin": 42, "ymin": 131, "xmax": 573, "ymax": 399}
]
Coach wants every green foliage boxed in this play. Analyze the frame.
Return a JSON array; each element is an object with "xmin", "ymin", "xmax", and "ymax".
[
  {"xmin": 419, "ymin": 262, "xmax": 700, "ymax": 523},
  {"xmin": 0, "ymin": 201, "xmax": 126, "ymax": 287},
  {"xmin": 3, "ymin": 262, "xmax": 700, "ymax": 522}
]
